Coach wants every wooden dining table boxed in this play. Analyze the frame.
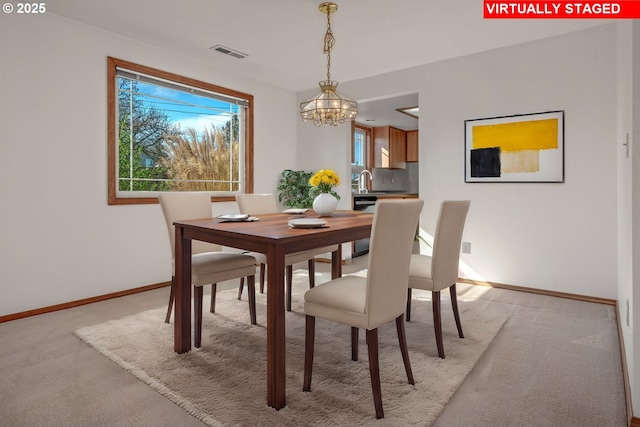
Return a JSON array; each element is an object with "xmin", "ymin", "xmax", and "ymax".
[{"xmin": 172, "ymin": 210, "xmax": 374, "ymax": 410}]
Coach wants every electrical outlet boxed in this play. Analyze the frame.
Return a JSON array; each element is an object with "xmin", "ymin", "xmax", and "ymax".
[{"xmin": 462, "ymin": 242, "xmax": 471, "ymax": 254}]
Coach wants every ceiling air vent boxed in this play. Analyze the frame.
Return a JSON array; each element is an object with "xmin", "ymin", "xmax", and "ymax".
[{"xmin": 210, "ymin": 44, "xmax": 248, "ymax": 59}]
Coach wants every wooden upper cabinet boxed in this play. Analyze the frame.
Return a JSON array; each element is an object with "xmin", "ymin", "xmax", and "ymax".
[
  {"xmin": 373, "ymin": 126, "xmax": 388, "ymax": 167},
  {"xmin": 373, "ymin": 126, "xmax": 407, "ymax": 168},
  {"xmin": 389, "ymin": 127, "xmax": 407, "ymax": 168},
  {"xmin": 406, "ymin": 130, "xmax": 418, "ymax": 162}
]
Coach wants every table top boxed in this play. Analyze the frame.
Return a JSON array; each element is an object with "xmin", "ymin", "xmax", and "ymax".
[{"xmin": 174, "ymin": 210, "xmax": 373, "ymax": 254}]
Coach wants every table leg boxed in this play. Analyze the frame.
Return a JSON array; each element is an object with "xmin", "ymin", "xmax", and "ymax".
[
  {"xmin": 266, "ymin": 245, "xmax": 287, "ymax": 409},
  {"xmin": 174, "ymin": 225, "xmax": 192, "ymax": 353},
  {"xmin": 331, "ymin": 244, "xmax": 343, "ymax": 279}
]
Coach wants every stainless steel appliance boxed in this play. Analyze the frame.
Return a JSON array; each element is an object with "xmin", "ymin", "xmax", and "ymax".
[{"xmin": 352, "ymin": 195, "xmax": 377, "ymax": 257}]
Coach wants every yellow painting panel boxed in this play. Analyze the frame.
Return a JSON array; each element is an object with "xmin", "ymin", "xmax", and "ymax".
[
  {"xmin": 501, "ymin": 150, "xmax": 539, "ymax": 173},
  {"xmin": 472, "ymin": 118, "xmax": 558, "ymax": 152}
]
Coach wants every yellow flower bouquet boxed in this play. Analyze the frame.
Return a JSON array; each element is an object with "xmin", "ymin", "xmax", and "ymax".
[{"xmin": 309, "ymin": 169, "xmax": 340, "ymax": 200}]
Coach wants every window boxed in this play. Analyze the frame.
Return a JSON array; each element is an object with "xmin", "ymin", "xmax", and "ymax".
[
  {"xmin": 352, "ymin": 124, "xmax": 372, "ymax": 192},
  {"xmin": 353, "ymin": 127, "xmax": 367, "ymax": 167},
  {"xmin": 107, "ymin": 57, "xmax": 254, "ymax": 205}
]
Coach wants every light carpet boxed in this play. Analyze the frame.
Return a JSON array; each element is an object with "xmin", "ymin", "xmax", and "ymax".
[{"xmin": 75, "ymin": 271, "xmax": 511, "ymax": 426}]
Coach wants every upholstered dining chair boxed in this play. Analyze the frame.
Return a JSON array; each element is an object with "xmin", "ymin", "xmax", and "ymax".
[
  {"xmin": 159, "ymin": 192, "xmax": 258, "ymax": 347},
  {"xmin": 303, "ymin": 199, "xmax": 424, "ymax": 419},
  {"xmin": 235, "ymin": 193, "xmax": 339, "ymax": 311},
  {"xmin": 406, "ymin": 200, "xmax": 470, "ymax": 359}
]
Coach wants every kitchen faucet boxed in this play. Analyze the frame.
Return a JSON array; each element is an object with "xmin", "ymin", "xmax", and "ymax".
[{"xmin": 359, "ymin": 169, "xmax": 373, "ymax": 194}]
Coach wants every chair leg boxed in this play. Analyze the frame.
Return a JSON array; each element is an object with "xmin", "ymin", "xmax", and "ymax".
[
  {"xmin": 260, "ymin": 264, "xmax": 266, "ymax": 294},
  {"xmin": 396, "ymin": 315, "xmax": 415, "ymax": 385},
  {"xmin": 366, "ymin": 328, "xmax": 384, "ymax": 419},
  {"xmin": 432, "ymin": 291, "xmax": 445, "ymax": 359},
  {"xmin": 210, "ymin": 283, "xmax": 217, "ymax": 313},
  {"xmin": 286, "ymin": 265, "xmax": 293, "ymax": 312},
  {"xmin": 247, "ymin": 275, "xmax": 257, "ymax": 325},
  {"xmin": 303, "ymin": 315, "xmax": 316, "ymax": 392},
  {"xmin": 194, "ymin": 286, "xmax": 203, "ymax": 348},
  {"xmin": 406, "ymin": 288, "xmax": 412, "ymax": 322},
  {"xmin": 165, "ymin": 276, "xmax": 175, "ymax": 324},
  {"xmin": 351, "ymin": 327, "xmax": 359, "ymax": 361},
  {"xmin": 308, "ymin": 259, "xmax": 315, "ymax": 288},
  {"xmin": 237, "ymin": 277, "xmax": 244, "ymax": 300},
  {"xmin": 450, "ymin": 283, "xmax": 464, "ymax": 338}
]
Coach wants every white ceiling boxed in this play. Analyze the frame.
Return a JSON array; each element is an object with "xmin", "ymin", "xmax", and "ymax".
[
  {"xmin": 47, "ymin": 0, "xmax": 612, "ymax": 128},
  {"xmin": 357, "ymin": 93, "xmax": 419, "ymax": 130}
]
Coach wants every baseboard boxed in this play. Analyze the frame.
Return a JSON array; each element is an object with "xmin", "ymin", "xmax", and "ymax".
[
  {"xmin": 0, "ymin": 281, "xmax": 171, "ymax": 323},
  {"xmin": 1, "ymin": 276, "xmax": 616, "ymax": 322},
  {"xmin": 458, "ymin": 278, "xmax": 617, "ymax": 306},
  {"xmin": 0, "ymin": 260, "xmax": 344, "ymax": 322},
  {"xmin": 615, "ymin": 305, "xmax": 634, "ymax": 427}
]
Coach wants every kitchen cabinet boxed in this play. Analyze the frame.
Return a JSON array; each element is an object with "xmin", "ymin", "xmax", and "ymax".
[
  {"xmin": 406, "ymin": 130, "xmax": 418, "ymax": 162},
  {"xmin": 373, "ymin": 126, "xmax": 407, "ymax": 168}
]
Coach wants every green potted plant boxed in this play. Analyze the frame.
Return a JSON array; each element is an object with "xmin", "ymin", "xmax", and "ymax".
[{"xmin": 277, "ymin": 169, "xmax": 314, "ymax": 208}]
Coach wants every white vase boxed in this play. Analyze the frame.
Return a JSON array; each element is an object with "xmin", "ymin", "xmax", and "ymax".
[{"xmin": 313, "ymin": 193, "xmax": 339, "ymax": 217}]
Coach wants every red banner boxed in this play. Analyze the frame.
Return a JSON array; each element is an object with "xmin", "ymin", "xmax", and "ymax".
[{"xmin": 484, "ymin": 1, "xmax": 640, "ymax": 18}]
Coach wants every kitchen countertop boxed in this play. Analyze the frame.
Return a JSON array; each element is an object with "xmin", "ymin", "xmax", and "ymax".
[
  {"xmin": 352, "ymin": 192, "xmax": 418, "ymax": 198},
  {"xmin": 352, "ymin": 193, "xmax": 418, "ymax": 213}
]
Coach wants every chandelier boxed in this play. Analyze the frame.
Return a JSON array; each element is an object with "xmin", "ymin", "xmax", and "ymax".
[{"xmin": 300, "ymin": 2, "xmax": 358, "ymax": 127}]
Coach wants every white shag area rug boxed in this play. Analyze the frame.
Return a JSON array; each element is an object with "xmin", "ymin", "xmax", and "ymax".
[{"xmin": 75, "ymin": 271, "xmax": 510, "ymax": 426}]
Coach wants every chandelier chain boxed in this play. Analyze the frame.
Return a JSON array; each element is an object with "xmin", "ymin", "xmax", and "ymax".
[{"xmin": 323, "ymin": 10, "xmax": 335, "ymax": 81}]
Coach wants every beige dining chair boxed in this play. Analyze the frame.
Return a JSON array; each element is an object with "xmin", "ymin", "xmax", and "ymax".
[
  {"xmin": 303, "ymin": 199, "xmax": 424, "ymax": 419},
  {"xmin": 235, "ymin": 193, "xmax": 339, "ymax": 311},
  {"xmin": 159, "ymin": 192, "xmax": 258, "ymax": 347},
  {"xmin": 406, "ymin": 200, "xmax": 470, "ymax": 359}
]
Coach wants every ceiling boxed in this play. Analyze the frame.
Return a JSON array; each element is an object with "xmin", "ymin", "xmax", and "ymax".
[
  {"xmin": 356, "ymin": 93, "xmax": 419, "ymax": 131},
  {"xmin": 47, "ymin": 1, "xmax": 612, "ymax": 128}
]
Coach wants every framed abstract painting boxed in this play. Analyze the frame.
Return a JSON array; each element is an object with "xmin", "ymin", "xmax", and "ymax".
[{"xmin": 464, "ymin": 110, "xmax": 564, "ymax": 183}]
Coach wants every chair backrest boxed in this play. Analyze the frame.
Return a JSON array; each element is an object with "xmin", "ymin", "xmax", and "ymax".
[
  {"xmin": 431, "ymin": 200, "xmax": 471, "ymax": 291},
  {"xmin": 366, "ymin": 199, "xmax": 424, "ymax": 329},
  {"xmin": 235, "ymin": 193, "xmax": 279, "ymax": 215},
  {"xmin": 158, "ymin": 192, "xmax": 222, "ymax": 257}
]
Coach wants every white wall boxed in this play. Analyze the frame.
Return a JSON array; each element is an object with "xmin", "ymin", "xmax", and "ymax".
[
  {"xmin": 632, "ymin": 19, "xmax": 640, "ymax": 417},
  {"xmin": 298, "ymin": 24, "xmax": 618, "ymax": 299},
  {"xmin": 616, "ymin": 20, "xmax": 636, "ymax": 413},
  {"xmin": 423, "ymin": 25, "xmax": 617, "ymax": 298},
  {"xmin": 633, "ymin": 19, "xmax": 640, "ymax": 415},
  {"xmin": 0, "ymin": 13, "xmax": 298, "ymax": 316},
  {"xmin": 618, "ymin": 19, "xmax": 640, "ymax": 418},
  {"xmin": 295, "ymin": 121, "xmax": 352, "ymax": 209}
]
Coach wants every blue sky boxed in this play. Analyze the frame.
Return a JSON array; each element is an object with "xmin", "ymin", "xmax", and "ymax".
[{"xmin": 133, "ymin": 80, "xmax": 239, "ymax": 133}]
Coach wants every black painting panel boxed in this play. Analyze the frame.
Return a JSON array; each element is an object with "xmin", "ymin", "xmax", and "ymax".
[{"xmin": 470, "ymin": 147, "xmax": 501, "ymax": 178}]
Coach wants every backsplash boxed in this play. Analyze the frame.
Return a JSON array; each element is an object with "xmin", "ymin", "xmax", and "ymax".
[
  {"xmin": 372, "ymin": 167, "xmax": 409, "ymax": 192},
  {"xmin": 352, "ymin": 164, "xmax": 419, "ymax": 194},
  {"xmin": 405, "ymin": 162, "xmax": 419, "ymax": 194}
]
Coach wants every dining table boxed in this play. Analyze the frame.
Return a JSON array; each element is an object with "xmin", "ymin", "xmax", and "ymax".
[{"xmin": 172, "ymin": 209, "xmax": 374, "ymax": 410}]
